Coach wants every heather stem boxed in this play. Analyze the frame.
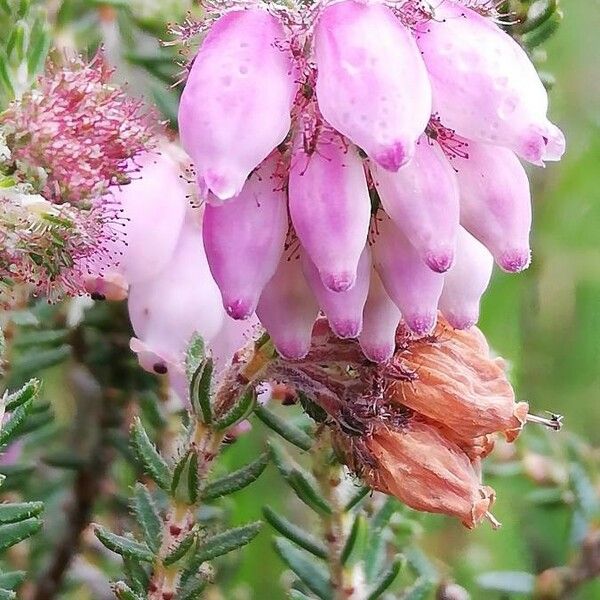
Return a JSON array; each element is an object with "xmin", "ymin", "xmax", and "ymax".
[
  {"xmin": 148, "ymin": 342, "xmax": 270, "ymax": 598},
  {"xmin": 148, "ymin": 420, "xmax": 225, "ymax": 599},
  {"xmin": 312, "ymin": 430, "xmax": 364, "ymax": 600}
]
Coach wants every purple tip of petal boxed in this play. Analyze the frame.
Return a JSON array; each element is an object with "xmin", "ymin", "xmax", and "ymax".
[
  {"xmin": 275, "ymin": 339, "xmax": 310, "ymax": 361},
  {"xmin": 498, "ymin": 248, "xmax": 531, "ymax": 273},
  {"xmin": 361, "ymin": 344, "xmax": 395, "ymax": 364},
  {"xmin": 405, "ymin": 313, "xmax": 437, "ymax": 336},
  {"xmin": 224, "ymin": 298, "xmax": 255, "ymax": 320},
  {"xmin": 331, "ymin": 318, "xmax": 362, "ymax": 340},
  {"xmin": 444, "ymin": 311, "xmax": 478, "ymax": 330},
  {"xmin": 374, "ymin": 141, "xmax": 412, "ymax": 172},
  {"xmin": 321, "ymin": 271, "xmax": 356, "ymax": 293},
  {"xmin": 543, "ymin": 124, "xmax": 566, "ymax": 162},
  {"xmin": 425, "ymin": 249, "xmax": 454, "ymax": 273},
  {"xmin": 204, "ymin": 170, "xmax": 241, "ymax": 201}
]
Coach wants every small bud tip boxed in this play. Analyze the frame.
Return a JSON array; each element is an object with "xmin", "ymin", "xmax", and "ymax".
[
  {"xmin": 425, "ymin": 249, "xmax": 454, "ymax": 273},
  {"xmin": 498, "ymin": 248, "xmax": 531, "ymax": 273},
  {"xmin": 321, "ymin": 271, "xmax": 356, "ymax": 293}
]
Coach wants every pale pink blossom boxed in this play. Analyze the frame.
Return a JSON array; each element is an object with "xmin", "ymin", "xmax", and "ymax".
[
  {"xmin": 256, "ymin": 256, "xmax": 319, "ymax": 360},
  {"xmin": 415, "ymin": 1, "xmax": 565, "ymax": 164},
  {"xmin": 289, "ymin": 130, "xmax": 370, "ymax": 292},
  {"xmin": 455, "ymin": 142, "xmax": 532, "ymax": 272},
  {"xmin": 373, "ymin": 215, "xmax": 444, "ymax": 336},
  {"xmin": 178, "ymin": 9, "xmax": 295, "ymax": 200},
  {"xmin": 203, "ymin": 154, "xmax": 287, "ymax": 319},
  {"xmin": 358, "ymin": 269, "xmax": 401, "ymax": 363},
  {"xmin": 128, "ymin": 216, "xmax": 224, "ymax": 375},
  {"xmin": 372, "ymin": 136, "xmax": 460, "ymax": 272},
  {"xmin": 439, "ymin": 228, "xmax": 494, "ymax": 329},
  {"xmin": 314, "ymin": 0, "xmax": 431, "ymax": 170},
  {"xmin": 85, "ymin": 150, "xmax": 188, "ymax": 299},
  {"xmin": 302, "ymin": 247, "xmax": 371, "ymax": 339}
]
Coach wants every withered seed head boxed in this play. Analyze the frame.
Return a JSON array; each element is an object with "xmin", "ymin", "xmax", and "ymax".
[
  {"xmin": 388, "ymin": 318, "xmax": 528, "ymax": 443},
  {"xmin": 335, "ymin": 420, "xmax": 496, "ymax": 529}
]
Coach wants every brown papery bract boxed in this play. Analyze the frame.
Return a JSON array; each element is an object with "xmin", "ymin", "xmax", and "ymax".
[
  {"xmin": 389, "ymin": 317, "xmax": 528, "ymax": 442},
  {"xmin": 353, "ymin": 420, "xmax": 496, "ymax": 529}
]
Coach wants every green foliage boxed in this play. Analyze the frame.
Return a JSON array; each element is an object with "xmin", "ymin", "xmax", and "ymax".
[
  {"xmin": 213, "ymin": 386, "xmax": 256, "ymax": 430},
  {"xmin": 263, "ymin": 506, "xmax": 327, "ymax": 559},
  {"xmin": 0, "ymin": 0, "xmax": 50, "ymax": 107},
  {"xmin": 131, "ymin": 483, "xmax": 162, "ymax": 553},
  {"xmin": 255, "ymin": 405, "xmax": 314, "ymax": 451},
  {"xmin": 0, "ymin": 366, "xmax": 45, "ymax": 597},
  {"xmin": 202, "ymin": 452, "xmax": 269, "ymax": 500},
  {"xmin": 192, "ymin": 522, "xmax": 262, "ymax": 565},
  {"xmin": 366, "ymin": 556, "xmax": 404, "ymax": 600},
  {"xmin": 1, "ymin": 2, "xmax": 598, "ymax": 599},
  {"xmin": 130, "ymin": 416, "xmax": 171, "ymax": 490},
  {"xmin": 94, "ymin": 525, "xmax": 154, "ymax": 562},
  {"xmin": 274, "ymin": 537, "xmax": 331, "ymax": 600}
]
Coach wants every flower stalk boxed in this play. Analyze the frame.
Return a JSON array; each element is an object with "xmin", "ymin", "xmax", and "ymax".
[{"xmin": 311, "ymin": 429, "xmax": 365, "ymax": 600}]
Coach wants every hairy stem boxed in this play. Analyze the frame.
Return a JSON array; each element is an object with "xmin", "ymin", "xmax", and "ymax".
[
  {"xmin": 312, "ymin": 431, "xmax": 359, "ymax": 600},
  {"xmin": 148, "ymin": 422, "xmax": 224, "ymax": 599}
]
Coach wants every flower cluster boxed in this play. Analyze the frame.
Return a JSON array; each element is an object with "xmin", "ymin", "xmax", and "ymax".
[
  {"xmin": 266, "ymin": 315, "xmax": 557, "ymax": 528},
  {"xmin": 0, "ymin": 54, "xmax": 159, "ymax": 299},
  {"xmin": 178, "ymin": 0, "xmax": 565, "ymax": 362}
]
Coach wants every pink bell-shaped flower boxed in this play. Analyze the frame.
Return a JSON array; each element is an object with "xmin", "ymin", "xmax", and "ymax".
[
  {"xmin": 128, "ymin": 214, "xmax": 225, "ymax": 375},
  {"xmin": 455, "ymin": 142, "xmax": 532, "ymax": 273},
  {"xmin": 289, "ymin": 130, "xmax": 371, "ymax": 292},
  {"xmin": 256, "ymin": 256, "xmax": 320, "ymax": 360},
  {"xmin": 416, "ymin": 1, "xmax": 564, "ymax": 165},
  {"xmin": 314, "ymin": 0, "xmax": 431, "ymax": 171},
  {"xmin": 203, "ymin": 154, "xmax": 288, "ymax": 319},
  {"xmin": 440, "ymin": 228, "xmax": 494, "ymax": 330},
  {"xmin": 178, "ymin": 9, "xmax": 296, "ymax": 200},
  {"xmin": 373, "ymin": 214, "xmax": 444, "ymax": 336},
  {"xmin": 85, "ymin": 151, "xmax": 188, "ymax": 299},
  {"xmin": 372, "ymin": 136, "xmax": 460, "ymax": 273},
  {"xmin": 302, "ymin": 247, "xmax": 371, "ymax": 339},
  {"xmin": 359, "ymin": 269, "xmax": 402, "ymax": 363}
]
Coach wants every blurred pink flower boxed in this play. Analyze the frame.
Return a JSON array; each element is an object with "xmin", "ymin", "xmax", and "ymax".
[{"xmin": 2, "ymin": 54, "xmax": 158, "ymax": 203}]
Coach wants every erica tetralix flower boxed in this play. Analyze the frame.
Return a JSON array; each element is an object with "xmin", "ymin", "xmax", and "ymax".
[
  {"xmin": 265, "ymin": 315, "xmax": 562, "ymax": 527},
  {"xmin": 176, "ymin": 0, "xmax": 564, "ymax": 359}
]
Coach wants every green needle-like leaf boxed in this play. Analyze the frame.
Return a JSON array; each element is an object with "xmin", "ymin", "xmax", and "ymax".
[
  {"xmin": 213, "ymin": 387, "xmax": 256, "ymax": 430},
  {"xmin": 192, "ymin": 521, "xmax": 262, "ymax": 565},
  {"xmin": 4, "ymin": 379, "xmax": 40, "ymax": 411},
  {"xmin": 366, "ymin": 555, "xmax": 404, "ymax": 600},
  {"xmin": 263, "ymin": 506, "xmax": 327, "ymax": 559},
  {"xmin": 273, "ymin": 537, "xmax": 332, "ymax": 600},
  {"xmin": 202, "ymin": 452, "xmax": 269, "ymax": 500},
  {"xmin": 0, "ymin": 501, "xmax": 44, "ymax": 524},
  {"xmin": 255, "ymin": 405, "xmax": 313, "ymax": 451},
  {"xmin": 131, "ymin": 483, "xmax": 162, "ymax": 554},
  {"xmin": 0, "ymin": 517, "xmax": 42, "ymax": 551},
  {"xmin": 130, "ymin": 417, "xmax": 171, "ymax": 490},
  {"xmin": 189, "ymin": 357, "xmax": 213, "ymax": 424},
  {"xmin": 113, "ymin": 581, "xmax": 145, "ymax": 600},
  {"xmin": 94, "ymin": 525, "xmax": 154, "ymax": 562},
  {"xmin": 163, "ymin": 528, "xmax": 197, "ymax": 566},
  {"xmin": 287, "ymin": 469, "xmax": 332, "ymax": 515}
]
